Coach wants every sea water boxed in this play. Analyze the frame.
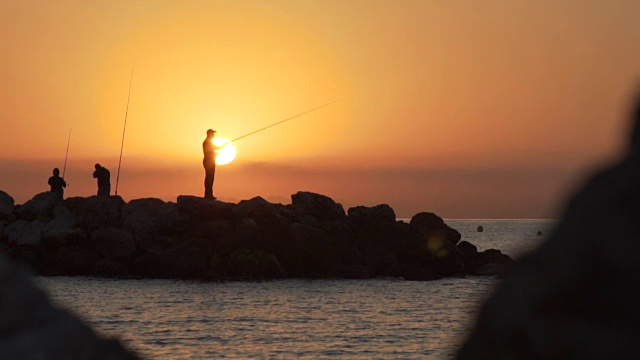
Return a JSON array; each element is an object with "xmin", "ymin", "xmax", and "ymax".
[{"xmin": 37, "ymin": 220, "xmax": 554, "ymax": 359}]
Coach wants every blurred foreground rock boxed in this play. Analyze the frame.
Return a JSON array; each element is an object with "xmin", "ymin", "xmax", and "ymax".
[
  {"xmin": 0, "ymin": 257, "xmax": 138, "ymax": 359},
  {"xmin": 456, "ymin": 94, "xmax": 640, "ymax": 359}
]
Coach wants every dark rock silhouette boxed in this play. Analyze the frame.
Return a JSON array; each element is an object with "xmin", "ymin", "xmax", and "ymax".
[
  {"xmin": 0, "ymin": 190, "xmax": 15, "ymax": 222},
  {"xmin": 91, "ymin": 227, "xmax": 137, "ymax": 260},
  {"xmin": 291, "ymin": 191, "xmax": 346, "ymax": 222},
  {"xmin": 477, "ymin": 225, "xmax": 483, "ymax": 232},
  {"xmin": 0, "ymin": 258, "xmax": 138, "ymax": 359},
  {"xmin": 456, "ymin": 95, "xmax": 640, "ymax": 359},
  {"xmin": 1, "ymin": 189, "xmax": 511, "ymax": 281},
  {"xmin": 17, "ymin": 191, "xmax": 60, "ymax": 221}
]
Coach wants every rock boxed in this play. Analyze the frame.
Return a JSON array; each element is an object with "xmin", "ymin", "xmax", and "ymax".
[
  {"xmin": 42, "ymin": 205, "xmax": 83, "ymax": 246},
  {"xmin": 91, "ymin": 258, "xmax": 131, "ymax": 277},
  {"xmin": 457, "ymin": 241, "xmax": 479, "ymax": 274},
  {"xmin": 456, "ymin": 95, "xmax": 640, "ymax": 359},
  {"xmin": 290, "ymin": 191, "xmax": 346, "ymax": 222},
  {"xmin": 0, "ymin": 190, "xmax": 15, "ymax": 221},
  {"xmin": 397, "ymin": 265, "xmax": 440, "ymax": 281},
  {"xmin": 16, "ymin": 192, "xmax": 60, "ymax": 221},
  {"xmin": 347, "ymin": 204, "xmax": 396, "ymax": 224},
  {"xmin": 90, "ymin": 227, "xmax": 137, "ymax": 260},
  {"xmin": 46, "ymin": 247, "xmax": 100, "ymax": 275},
  {"xmin": 42, "ymin": 220, "xmax": 84, "ymax": 246},
  {"xmin": 537, "ymin": 230, "xmax": 543, "ymax": 236},
  {"xmin": 0, "ymin": 243, "xmax": 11, "ymax": 257},
  {"xmin": 79, "ymin": 196, "xmax": 125, "ymax": 229},
  {"xmin": 132, "ymin": 242, "xmax": 209, "ymax": 279},
  {"xmin": 397, "ymin": 221, "xmax": 464, "ymax": 278},
  {"xmin": 476, "ymin": 249, "xmax": 512, "ymax": 267},
  {"xmin": 227, "ymin": 248, "xmax": 286, "ymax": 279},
  {"xmin": 477, "ymin": 225, "xmax": 484, "ymax": 232},
  {"xmin": 233, "ymin": 196, "xmax": 283, "ymax": 222},
  {"xmin": 284, "ymin": 223, "xmax": 333, "ymax": 277},
  {"xmin": 184, "ymin": 219, "xmax": 233, "ymax": 240},
  {"xmin": 475, "ymin": 263, "xmax": 509, "ymax": 277},
  {"xmin": 5, "ymin": 220, "xmax": 44, "ymax": 246},
  {"xmin": 176, "ymin": 195, "xmax": 235, "ymax": 221},
  {"xmin": 121, "ymin": 198, "xmax": 189, "ymax": 250},
  {"xmin": 410, "ymin": 212, "xmax": 461, "ymax": 245},
  {"xmin": 0, "ymin": 258, "xmax": 139, "ymax": 358}
]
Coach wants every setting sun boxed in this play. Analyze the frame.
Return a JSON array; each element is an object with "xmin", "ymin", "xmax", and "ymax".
[{"xmin": 213, "ymin": 138, "xmax": 236, "ymax": 165}]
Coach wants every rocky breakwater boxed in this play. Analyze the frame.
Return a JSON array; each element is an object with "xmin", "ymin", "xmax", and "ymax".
[{"xmin": 0, "ymin": 190, "xmax": 512, "ymax": 281}]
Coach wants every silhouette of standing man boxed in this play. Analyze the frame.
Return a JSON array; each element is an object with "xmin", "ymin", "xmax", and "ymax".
[
  {"xmin": 203, "ymin": 129, "xmax": 217, "ymax": 199},
  {"xmin": 93, "ymin": 163, "xmax": 111, "ymax": 197},
  {"xmin": 48, "ymin": 168, "xmax": 67, "ymax": 199}
]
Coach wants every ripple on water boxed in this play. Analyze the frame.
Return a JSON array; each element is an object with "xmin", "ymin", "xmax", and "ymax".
[{"xmin": 37, "ymin": 277, "xmax": 498, "ymax": 359}]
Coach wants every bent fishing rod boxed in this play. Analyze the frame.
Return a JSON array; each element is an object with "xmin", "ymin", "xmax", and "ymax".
[
  {"xmin": 62, "ymin": 128, "xmax": 72, "ymax": 179},
  {"xmin": 115, "ymin": 70, "xmax": 133, "ymax": 196},
  {"xmin": 230, "ymin": 99, "xmax": 339, "ymax": 142}
]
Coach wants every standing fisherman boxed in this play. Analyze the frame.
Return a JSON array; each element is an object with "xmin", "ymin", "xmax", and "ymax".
[
  {"xmin": 48, "ymin": 168, "xmax": 67, "ymax": 200},
  {"xmin": 203, "ymin": 129, "xmax": 217, "ymax": 199},
  {"xmin": 93, "ymin": 164, "xmax": 111, "ymax": 197}
]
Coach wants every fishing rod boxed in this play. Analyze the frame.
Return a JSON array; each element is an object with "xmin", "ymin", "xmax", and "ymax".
[
  {"xmin": 62, "ymin": 128, "xmax": 71, "ymax": 178},
  {"xmin": 115, "ymin": 70, "xmax": 133, "ymax": 196},
  {"xmin": 231, "ymin": 99, "xmax": 339, "ymax": 142}
]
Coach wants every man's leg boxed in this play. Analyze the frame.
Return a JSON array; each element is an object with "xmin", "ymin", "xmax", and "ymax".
[{"xmin": 204, "ymin": 167, "xmax": 214, "ymax": 198}]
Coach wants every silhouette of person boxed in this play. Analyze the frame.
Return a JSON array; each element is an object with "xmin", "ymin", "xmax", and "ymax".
[
  {"xmin": 48, "ymin": 168, "xmax": 67, "ymax": 199},
  {"xmin": 93, "ymin": 163, "xmax": 111, "ymax": 197},
  {"xmin": 203, "ymin": 129, "xmax": 217, "ymax": 199}
]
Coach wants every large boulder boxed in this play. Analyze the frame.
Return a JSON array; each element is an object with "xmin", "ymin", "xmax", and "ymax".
[
  {"xmin": 227, "ymin": 248, "xmax": 286, "ymax": 279},
  {"xmin": 347, "ymin": 204, "xmax": 396, "ymax": 224},
  {"xmin": 233, "ymin": 196, "xmax": 283, "ymax": 222},
  {"xmin": 45, "ymin": 247, "xmax": 100, "ymax": 275},
  {"xmin": 90, "ymin": 258, "xmax": 131, "ymax": 277},
  {"xmin": 42, "ymin": 205, "xmax": 83, "ymax": 246},
  {"xmin": 0, "ymin": 190, "xmax": 14, "ymax": 222},
  {"xmin": 16, "ymin": 192, "xmax": 60, "ymax": 221},
  {"xmin": 457, "ymin": 241, "xmax": 479, "ymax": 274},
  {"xmin": 78, "ymin": 196, "xmax": 125, "ymax": 229},
  {"xmin": 290, "ymin": 191, "xmax": 346, "ymax": 222},
  {"xmin": 409, "ymin": 212, "xmax": 462, "ymax": 245},
  {"xmin": 184, "ymin": 219, "xmax": 233, "ymax": 241},
  {"xmin": 176, "ymin": 195, "xmax": 235, "ymax": 221},
  {"xmin": 121, "ymin": 198, "xmax": 189, "ymax": 250},
  {"xmin": 397, "ymin": 218, "xmax": 464, "ymax": 278},
  {"xmin": 90, "ymin": 227, "xmax": 137, "ymax": 261},
  {"xmin": 132, "ymin": 242, "xmax": 209, "ymax": 279},
  {"xmin": 347, "ymin": 205, "xmax": 408, "ymax": 254},
  {"xmin": 5, "ymin": 220, "xmax": 44, "ymax": 246},
  {"xmin": 0, "ymin": 258, "xmax": 139, "ymax": 358},
  {"xmin": 474, "ymin": 249, "xmax": 513, "ymax": 277},
  {"xmin": 281, "ymin": 223, "xmax": 345, "ymax": 277}
]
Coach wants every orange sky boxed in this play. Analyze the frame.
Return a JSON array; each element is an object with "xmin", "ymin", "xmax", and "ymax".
[{"xmin": 1, "ymin": 0, "xmax": 639, "ymax": 218}]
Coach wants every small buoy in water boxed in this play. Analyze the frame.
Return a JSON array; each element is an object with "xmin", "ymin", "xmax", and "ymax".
[
  {"xmin": 537, "ymin": 231, "xmax": 543, "ymax": 236},
  {"xmin": 477, "ymin": 225, "xmax": 484, "ymax": 232}
]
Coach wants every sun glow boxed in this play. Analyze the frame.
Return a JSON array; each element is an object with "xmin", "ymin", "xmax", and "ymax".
[{"xmin": 213, "ymin": 138, "xmax": 237, "ymax": 165}]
